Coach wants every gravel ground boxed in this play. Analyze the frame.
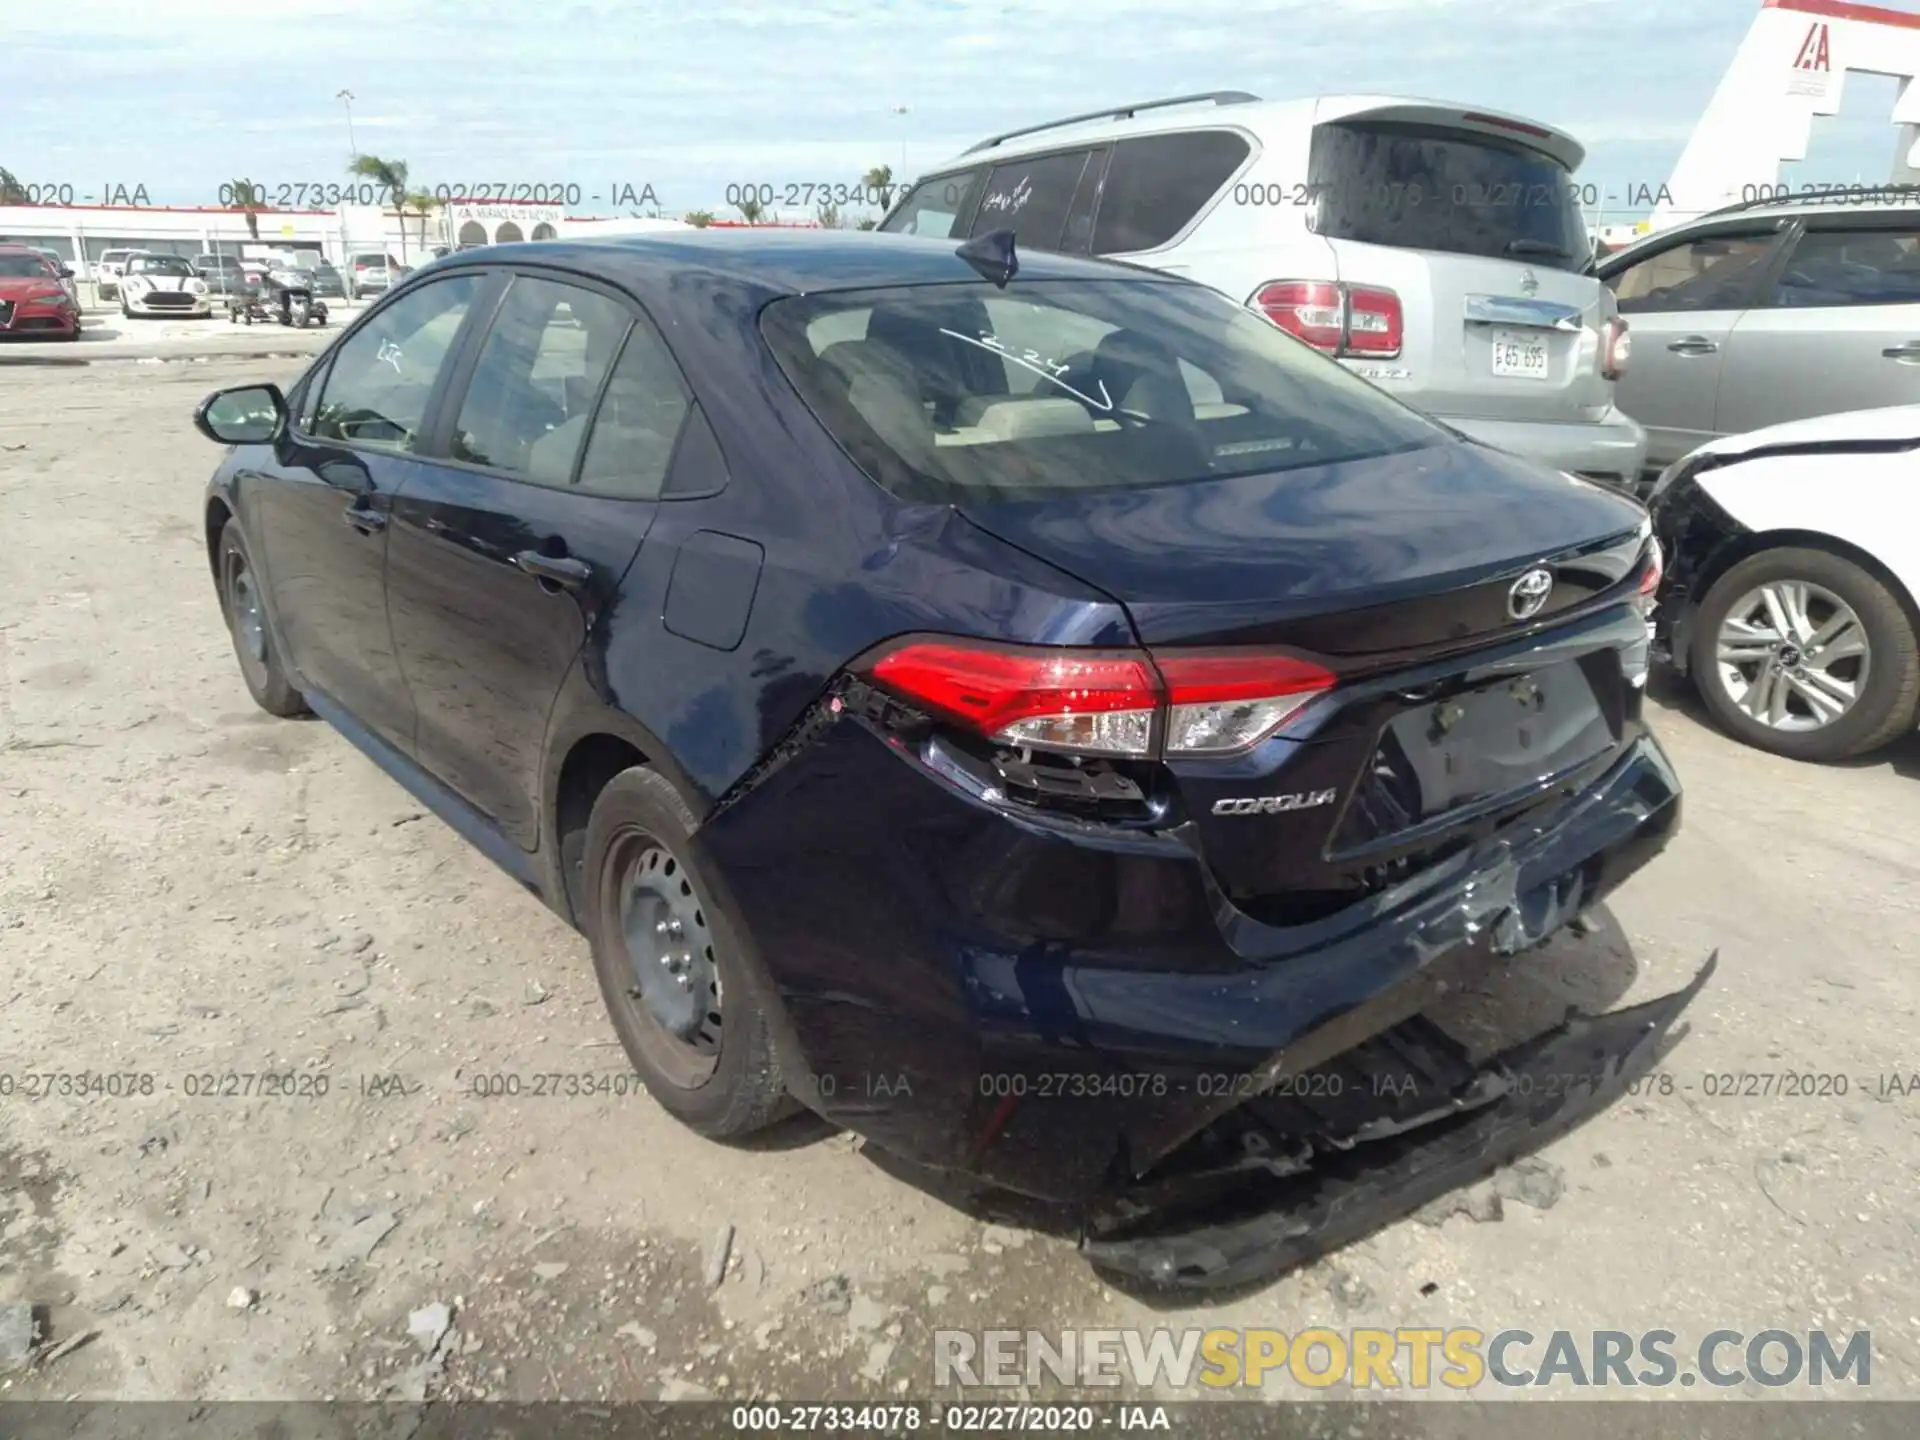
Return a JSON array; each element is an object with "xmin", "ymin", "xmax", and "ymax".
[{"xmin": 2, "ymin": 358, "xmax": 1917, "ymax": 1415}]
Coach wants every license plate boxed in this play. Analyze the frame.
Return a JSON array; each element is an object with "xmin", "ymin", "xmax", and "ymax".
[{"xmin": 1489, "ymin": 328, "xmax": 1550, "ymax": 380}]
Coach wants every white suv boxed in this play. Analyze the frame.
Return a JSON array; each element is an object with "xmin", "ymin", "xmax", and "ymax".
[{"xmin": 884, "ymin": 91, "xmax": 1647, "ymax": 486}]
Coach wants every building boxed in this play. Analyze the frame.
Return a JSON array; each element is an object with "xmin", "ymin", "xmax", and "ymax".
[{"xmin": 0, "ymin": 201, "xmax": 433, "ymax": 279}]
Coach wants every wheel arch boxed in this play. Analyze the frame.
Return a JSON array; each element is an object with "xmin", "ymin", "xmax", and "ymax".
[
  {"xmin": 204, "ymin": 496, "xmax": 235, "ymax": 584},
  {"xmin": 1695, "ymin": 527, "xmax": 1920, "ymax": 642}
]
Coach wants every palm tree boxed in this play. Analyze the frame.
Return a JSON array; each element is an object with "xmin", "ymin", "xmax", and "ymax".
[
  {"xmin": 815, "ymin": 202, "xmax": 842, "ymax": 230},
  {"xmin": 349, "ymin": 154, "xmax": 411, "ymax": 265},
  {"xmin": 735, "ymin": 194, "xmax": 765, "ymax": 226},
  {"xmin": 862, "ymin": 164, "xmax": 894, "ymax": 211},
  {"xmin": 0, "ymin": 167, "xmax": 26, "ymax": 204},
  {"xmin": 682, "ymin": 210, "xmax": 714, "ymax": 228},
  {"xmin": 403, "ymin": 189, "xmax": 440, "ymax": 257}
]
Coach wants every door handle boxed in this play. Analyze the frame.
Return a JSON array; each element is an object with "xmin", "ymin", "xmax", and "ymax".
[
  {"xmin": 1666, "ymin": 336, "xmax": 1719, "ymax": 356},
  {"xmin": 513, "ymin": 550, "xmax": 592, "ymax": 590},
  {"xmin": 342, "ymin": 503, "xmax": 386, "ymax": 535},
  {"xmin": 1882, "ymin": 341, "xmax": 1920, "ymax": 362}
]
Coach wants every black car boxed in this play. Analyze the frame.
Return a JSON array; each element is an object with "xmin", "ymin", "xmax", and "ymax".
[{"xmin": 191, "ymin": 231, "xmax": 1706, "ymax": 1287}]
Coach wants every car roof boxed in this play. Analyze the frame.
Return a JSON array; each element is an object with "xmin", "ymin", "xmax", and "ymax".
[
  {"xmin": 406, "ymin": 228, "xmax": 1193, "ymax": 303},
  {"xmin": 922, "ymin": 93, "xmax": 1584, "ymax": 174}
]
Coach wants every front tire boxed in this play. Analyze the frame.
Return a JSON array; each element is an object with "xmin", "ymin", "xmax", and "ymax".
[
  {"xmin": 1689, "ymin": 546, "xmax": 1919, "ymax": 762},
  {"xmin": 216, "ymin": 523, "xmax": 308, "ymax": 718},
  {"xmin": 581, "ymin": 767, "xmax": 791, "ymax": 1138}
]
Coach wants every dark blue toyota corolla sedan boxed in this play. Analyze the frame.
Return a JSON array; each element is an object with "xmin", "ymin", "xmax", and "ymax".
[{"xmin": 193, "ymin": 230, "xmax": 1708, "ymax": 1287}]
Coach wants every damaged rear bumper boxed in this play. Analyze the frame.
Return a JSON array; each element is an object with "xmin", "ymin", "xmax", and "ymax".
[{"xmin": 1082, "ymin": 952, "xmax": 1716, "ymax": 1289}]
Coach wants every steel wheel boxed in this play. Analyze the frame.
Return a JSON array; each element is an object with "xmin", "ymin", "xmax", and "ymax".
[
  {"xmin": 226, "ymin": 553, "xmax": 269, "ymax": 667},
  {"xmin": 600, "ymin": 832, "xmax": 722, "ymax": 1088},
  {"xmin": 1713, "ymin": 579, "xmax": 1869, "ymax": 732}
]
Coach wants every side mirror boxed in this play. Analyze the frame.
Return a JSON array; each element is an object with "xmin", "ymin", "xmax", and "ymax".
[
  {"xmin": 194, "ymin": 383, "xmax": 288, "ymax": 446},
  {"xmin": 59, "ymin": 265, "xmax": 75, "ymax": 279}
]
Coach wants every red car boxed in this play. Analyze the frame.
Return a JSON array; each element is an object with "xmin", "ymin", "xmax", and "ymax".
[{"xmin": 0, "ymin": 245, "xmax": 81, "ymax": 340}]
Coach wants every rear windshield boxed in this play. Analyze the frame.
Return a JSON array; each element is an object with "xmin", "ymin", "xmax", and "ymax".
[
  {"xmin": 1309, "ymin": 121, "xmax": 1589, "ymax": 273},
  {"xmin": 761, "ymin": 279, "xmax": 1444, "ymax": 505}
]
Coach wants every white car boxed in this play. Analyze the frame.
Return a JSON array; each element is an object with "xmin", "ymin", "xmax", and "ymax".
[
  {"xmin": 118, "ymin": 253, "xmax": 214, "ymax": 319},
  {"xmin": 93, "ymin": 248, "xmax": 140, "ymax": 301},
  {"xmin": 882, "ymin": 90, "xmax": 1647, "ymax": 486},
  {"xmin": 1648, "ymin": 405, "xmax": 1920, "ymax": 761}
]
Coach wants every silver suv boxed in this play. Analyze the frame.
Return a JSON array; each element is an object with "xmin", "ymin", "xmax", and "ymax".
[
  {"xmin": 882, "ymin": 91, "xmax": 1646, "ymax": 486},
  {"xmin": 1597, "ymin": 188, "xmax": 1920, "ymax": 476}
]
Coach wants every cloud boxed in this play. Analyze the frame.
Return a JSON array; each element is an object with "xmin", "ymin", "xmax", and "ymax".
[{"xmin": 3, "ymin": 0, "xmax": 1910, "ymax": 213}]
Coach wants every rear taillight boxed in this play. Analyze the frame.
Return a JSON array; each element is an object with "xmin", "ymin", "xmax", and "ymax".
[
  {"xmin": 1638, "ymin": 538, "xmax": 1663, "ymax": 600},
  {"xmin": 867, "ymin": 641, "xmax": 1335, "ymax": 759},
  {"xmin": 1601, "ymin": 317, "xmax": 1630, "ymax": 380},
  {"xmin": 1251, "ymin": 281, "xmax": 1403, "ymax": 359}
]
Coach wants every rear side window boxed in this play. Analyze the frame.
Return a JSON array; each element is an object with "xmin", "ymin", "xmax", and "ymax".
[
  {"xmin": 881, "ymin": 172, "xmax": 985, "ymax": 239},
  {"xmin": 1768, "ymin": 226, "xmax": 1920, "ymax": 307},
  {"xmin": 1608, "ymin": 231, "xmax": 1778, "ymax": 313},
  {"xmin": 1309, "ymin": 121, "xmax": 1589, "ymax": 273},
  {"xmin": 310, "ymin": 274, "xmax": 481, "ymax": 451},
  {"xmin": 449, "ymin": 276, "xmax": 633, "ymax": 485},
  {"xmin": 967, "ymin": 150, "xmax": 1099, "ymax": 250},
  {"xmin": 761, "ymin": 279, "xmax": 1442, "ymax": 505},
  {"xmin": 1092, "ymin": 131, "xmax": 1251, "ymax": 255},
  {"xmin": 577, "ymin": 321, "xmax": 693, "ymax": 500}
]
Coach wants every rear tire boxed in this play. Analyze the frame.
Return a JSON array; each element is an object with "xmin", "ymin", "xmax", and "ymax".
[
  {"xmin": 1689, "ymin": 546, "xmax": 1919, "ymax": 762},
  {"xmin": 581, "ymin": 767, "xmax": 792, "ymax": 1139},
  {"xmin": 216, "ymin": 523, "xmax": 308, "ymax": 719}
]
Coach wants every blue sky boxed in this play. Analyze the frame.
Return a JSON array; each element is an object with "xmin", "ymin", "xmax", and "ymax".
[{"xmin": 4, "ymin": 0, "xmax": 1913, "ymax": 218}]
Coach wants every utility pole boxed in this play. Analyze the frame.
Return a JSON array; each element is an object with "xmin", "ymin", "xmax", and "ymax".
[
  {"xmin": 890, "ymin": 104, "xmax": 909, "ymax": 177},
  {"xmin": 337, "ymin": 89, "xmax": 358, "ymax": 158}
]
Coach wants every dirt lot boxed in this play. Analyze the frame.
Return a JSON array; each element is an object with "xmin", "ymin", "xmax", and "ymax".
[{"xmin": 2, "ymin": 358, "xmax": 1918, "ymax": 1415}]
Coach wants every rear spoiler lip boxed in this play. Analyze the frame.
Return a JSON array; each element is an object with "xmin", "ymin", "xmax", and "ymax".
[{"xmin": 1312, "ymin": 96, "xmax": 1586, "ymax": 173}]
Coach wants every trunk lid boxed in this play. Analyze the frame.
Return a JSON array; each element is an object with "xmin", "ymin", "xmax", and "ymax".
[
  {"xmin": 958, "ymin": 443, "xmax": 1652, "ymax": 926},
  {"xmin": 1307, "ymin": 103, "xmax": 1617, "ymax": 425},
  {"xmin": 956, "ymin": 440, "xmax": 1647, "ymax": 654}
]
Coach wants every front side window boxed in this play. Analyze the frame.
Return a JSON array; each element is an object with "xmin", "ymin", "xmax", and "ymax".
[
  {"xmin": 880, "ymin": 170, "xmax": 985, "ymax": 239},
  {"xmin": 1767, "ymin": 226, "xmax": 1920, "ymax": 307},
  {"xmin": 762, "ymin": 279, "xmax": 1444, "ymax": 505},
  {"xmin": 1609, "ymin": 231, "xmax": 1778, "ymax": 313},
  {"xmin": 449, "ymin": 276, "xmax": 633, "ymax": 485},
  {"xmin": 309, "ymin": 274, "xmax": 482, "ymax": 451}
]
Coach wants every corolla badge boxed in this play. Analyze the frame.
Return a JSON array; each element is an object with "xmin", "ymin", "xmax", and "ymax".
[
  {"xmin": 1212, "ymin": 789, "xmax": 1339, "ymax": 816},
  {"xmin": 1507, "ymin": 567, "xmax": 1555, "ymax": 620}
]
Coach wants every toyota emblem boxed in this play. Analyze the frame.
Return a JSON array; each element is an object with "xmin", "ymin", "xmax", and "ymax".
[{"xmin": 1507, "ymin": 568, "xmax": 1554, "ymax": 620}]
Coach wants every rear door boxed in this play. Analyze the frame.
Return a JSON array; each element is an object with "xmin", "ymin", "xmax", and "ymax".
[
  {"xmin": 384, "ymin": 268, "xmax": 693, "ymax": 849},
  {"xmin": 1715, "ymin": 214, "xmax": 1920, "ymax": 438},
  {"xmin": 1303, "ymin": 109, "xmax": 1610, "ymax": 424},
  {"xmin": 966, "ymin": 148, "xmax": 1106, "ymax": 253},
  {"xmin": 1602, "ymin": 223, "xmax": 1788, "ymax": 465}
]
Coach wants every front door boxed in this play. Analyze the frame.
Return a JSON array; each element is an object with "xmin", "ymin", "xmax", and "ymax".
[
  {"xmin": 384, "ymin": 270, "xmax": 694, "ymax": 848},
  {"xmin": 250, "ymin": 272, "xmax": 487, "ymax": 747},
  {"xmin": 1604, "ymin": 224, "xmax": 1787, "ymax": 466}
]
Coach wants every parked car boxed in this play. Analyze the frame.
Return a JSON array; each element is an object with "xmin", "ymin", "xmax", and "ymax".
[
  {"xmin": 1648, "ymin": 405, "xmax": 1920, "ymax": 762},
  {"xmin": 0, "ymin": 245, "xmax": 82, "ymax": 339},
  {"xmin": 194, "ymin": 253, "xmax": 248, "ymax": 298},
  {"xmin": 93, "ymin": 248, "xmax": 141, "ymax": 301},
  {"xmin": 31, "ymin": 248, "xmax": 79, "ymax": 304},
  {"xmin": 883, "ymin": 91, "xmax": 1647, "ymax": 488},
  {"xmin": 1598, "ymin": 188, "xmax": 1920, "ymax": 476},
  {"xmin": 189, "ymin": 232, "xmax": 1703, "ymax": 1287},
  {"xmin": 118, "ymin": 252, "xmax": 214, "ymax": 319},
  {"xmin": 306, "ymin": 259, "xmax": 348, "ymax": 300},
  {"xmin": 346, "ymin": 252, "xmax": 401, "ymax": 298}
]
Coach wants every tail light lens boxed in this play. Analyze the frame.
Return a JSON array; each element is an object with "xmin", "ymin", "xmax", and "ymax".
[
  {"xmin": 867, "ymin": 641, "xmax": 1336, "ymax": 759},
  {"xmin": 1251, "ymin": 281, "xmax": 1403, "ymax": 359},
  {"xmin": 1637, "ymin": 537, "xmax": 1663, "ymax": 599},
  {"xmin": 1601, "ymin": 317, "xmax": 1631, "ymax": 380}
]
